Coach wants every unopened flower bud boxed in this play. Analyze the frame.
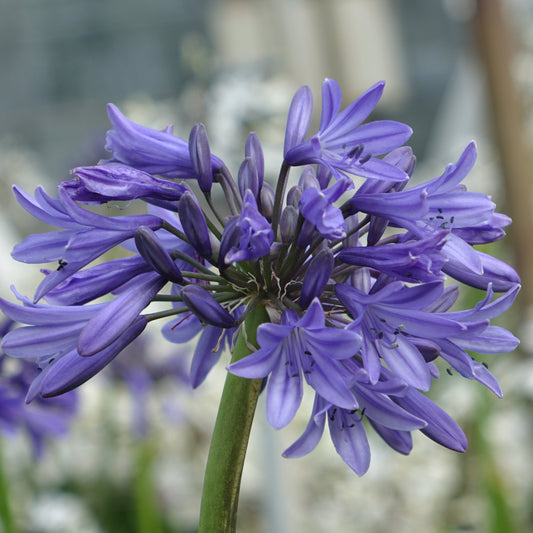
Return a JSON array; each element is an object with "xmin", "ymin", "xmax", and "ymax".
[
  {"xmin": 259, "ymin": 182, "xmax": 275, "ymax": 220},
  {"xmin": 343, "ymin": 214, "xmax": 360, "ymax": 248},
  {"xmin": 297, "ymin": 219, "xmax": 316, "ymax": 249},
  {"xmin": 298, "ymin": 166, "xmax": 320, "ymax": 190},
  {"xmin": 316, "ymin": 165, "xmax": 333, "ymax": 189},
  {"xmin": 178, "ymin": 191, "xmax": 212, "ymax": 259},
  {"xmin": 245, "ymin": 132, "xmax": 264, "ymax": 189},
  {"xmin": 135, "ymin": 226, "xmax": 183, "ymax": 284},
  {"xmin": 181, "ymin": 284, "xmax": 235, "ymax": 328},
  {"xmin": 283, "ymin": 85, "xmax": 313, "ymax": 156},
  {"xmin": 286, "ymin": 186, "xmax": 302, "ymax": 208},
  {"xmin": 280, "ymin": 205, "xmax": 298, "ymax": 243},
  {"xmin": 299, "ymin": 249, "xmax": 334, "ymax": 308},
  {"xmin": 384, "ymin": 146, "xmax": 416, "ymax": 177},
  {"xmin": 218, "ymin": 216, "xmax": 239, "ymax": 269},
  {"xmin": 238, "ymin": 157, "xmax": 260, "ymax": 200},
  {"xmin": 443, "ymin": 252, "xmax": 520, "ymax": 292},
  {"xmin": 189, "ymin": 123, "xmax": 213, "ymax": 193},
  {"xmin": 69, "ymin": 164, "xmax": 187, "ymax": 204}
]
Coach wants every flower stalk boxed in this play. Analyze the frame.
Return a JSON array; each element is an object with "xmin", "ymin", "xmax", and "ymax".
[
  {"xmin": 0, "ymin": 77, "xmax": 521, "ymax": 530},
  {"xmin": 198, "ymin": 305, "xmax": 269, "ymax": 533},
  {"xmin": 0, "ymin": 441, "xmax": 17, "ymax": 533}
]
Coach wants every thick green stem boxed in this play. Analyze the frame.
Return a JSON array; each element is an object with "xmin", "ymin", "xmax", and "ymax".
[{"xmin": 198, "ymin": 305, "xmax": 269, "ymax": 533}]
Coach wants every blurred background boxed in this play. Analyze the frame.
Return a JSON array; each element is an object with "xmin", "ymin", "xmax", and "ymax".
[{"xmin": 0, "ymin": 0, "xmax": 532, "ymax": 531}]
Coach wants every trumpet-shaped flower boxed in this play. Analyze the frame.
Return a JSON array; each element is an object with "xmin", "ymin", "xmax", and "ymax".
[
  {"xmin": 224, "ymin": 190, "xmax": 274, "ymax": 264},
  {"xmin": 284, "ymin": 79, "xmax": 412, "ymax": 181},
  {"xmin": 228, "ymin": 299, "xmax": 362, "ymax": 429},
  {"xmin": 103, "ymin": 104, "xmax": 224, "ymax": 179}
]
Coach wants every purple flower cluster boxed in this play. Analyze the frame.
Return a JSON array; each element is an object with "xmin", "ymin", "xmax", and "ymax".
[
  {"xmin": 0, "ymin": 320, "xmax": 78, "ymax": 457},
  {"xmin": 1, "ymin": 79, "xmax": 519, "ymax": 474}
]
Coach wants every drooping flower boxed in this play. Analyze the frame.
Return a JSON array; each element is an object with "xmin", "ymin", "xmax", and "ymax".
[
  {"xmin": 338, "ymin": 230, "xmax": 448, "ymax": 283},
  {"xmin": 282, "ymin": 360, "xmax": 464, "ymax": 476},
  {"xmin": 11, "ymin": 184, "xmax": 163, "ymax": 302},
  {"xmin": 0, "ymin": 286, "xmax": 151, "ymax": 397}
]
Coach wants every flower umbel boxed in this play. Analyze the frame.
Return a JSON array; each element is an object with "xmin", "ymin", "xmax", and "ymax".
[{"xmin": 1, "ymin": 79, "xmax": 519, "ymax": 487}]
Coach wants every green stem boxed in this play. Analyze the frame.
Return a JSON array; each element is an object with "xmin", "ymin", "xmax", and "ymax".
[
  {"xmin": 161, "ymin": 219, "xmax": 189, "ymax": 243},
  {"xmin": 204, "ymin": 191, "xmax": 228, "ymax": 228},
  {"xmin": 198, "ymin": 305, "xmax": 269, "ymax": 533},
  {"xmin": 170, "ymin": 250, "xmax": 214, "ymax": 275},
  {"xmin": 134, "ymin": 438, "xmax": 164, "ymax": 533},
  {"xmin": 181, "ymin": 271, "xmax": 226, "ymax": 283},
  {"xmin": 271, "ymin": 161, "xmax": 290, "ymax": 240},
  {"xmin": 144, "ymin": 305, "xmax": 189, "ymax": 321},
  {"xmin": 216, "ymin": 166, "xmax": 242, "ymax": 215},
  {"xmin": 0, "ymin": 440, "xmax": 17, "ymax": 533}
]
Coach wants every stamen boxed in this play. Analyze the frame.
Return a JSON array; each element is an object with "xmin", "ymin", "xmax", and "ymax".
[
  {"xmin": 171, "ymin": 312, "xmax": 194, "ymax": 330},
  {"xmin": 359, "ymin": 153, "xmax": 371, "ymax": 165},
  {"xmin": 347, "ymin": 144, "xmax": 364, "ymax": 160}
]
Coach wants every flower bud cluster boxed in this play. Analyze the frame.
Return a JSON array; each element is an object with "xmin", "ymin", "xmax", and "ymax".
[{"xmin": 0, "ymin": 79, "xmax": 520, "ymax": 474}]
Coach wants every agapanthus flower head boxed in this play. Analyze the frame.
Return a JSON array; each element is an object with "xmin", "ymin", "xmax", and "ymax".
[{"xmin": 1, "ymin": 78, "xmax": 519, "ymax": 475}]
